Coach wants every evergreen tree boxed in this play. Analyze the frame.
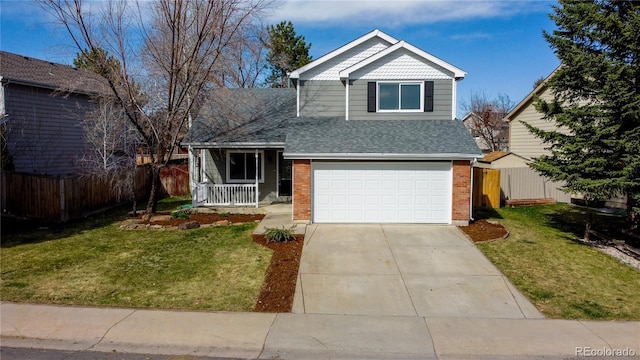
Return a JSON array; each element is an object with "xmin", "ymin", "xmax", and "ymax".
[
  {"xmin": 526, "ymin": 0, "xmax": 640, "ymax": 230},
  {"xmin": 266, "ymin": 21, "xmax": 311, "ymax": 88},
  {"xmin": 73, "ymin": 48, "xmax": 122, "ymax": 82}
]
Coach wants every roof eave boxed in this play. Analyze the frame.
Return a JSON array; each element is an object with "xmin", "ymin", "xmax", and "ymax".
[
  {"xmin": 339, "ymin": 41, "xmax": 466, "ymax": 80},
  {"xmin": 291, "ymin": 29, "xmax": 398, "ymax": 79},
  {"xmin": 181, "ymin": 141, "xmax": 286, "ymax": 149},
  {"xmin": 282, "ymin": 152, "xmax": 482, "ymax": 161},
  {"xmin": 1, "ymin": 76, "xmax": 105, "ymax": 97}
]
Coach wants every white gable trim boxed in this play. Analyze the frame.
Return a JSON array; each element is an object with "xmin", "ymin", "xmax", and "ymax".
[
  {"xmin": 338, "ymin": 41, "xmax": 466, "ymax": 80},
  {"xmin": 290, "ymin": 29, "xmax": 398, "ymax": 79}
]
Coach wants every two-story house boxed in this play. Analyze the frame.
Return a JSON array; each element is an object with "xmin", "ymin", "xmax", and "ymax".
[
  {"xmin": 0, "ymin": 51, "xmax": 109, "ymax": 175},
  {"xmin": 183, "ymin": 30, "xmax": 482, "ymax": 225}
]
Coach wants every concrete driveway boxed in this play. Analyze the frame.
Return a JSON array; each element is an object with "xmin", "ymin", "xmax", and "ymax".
[{"xmin": 292, "ymin": 224, "xmax": 543, "ymax": 319}]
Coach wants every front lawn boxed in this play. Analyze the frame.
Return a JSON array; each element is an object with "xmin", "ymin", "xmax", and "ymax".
[
  {"xmin": 475, "ymin": 204, "xmax": 640, "ymax": 320},
  {"xmin": 0, "ymin": 200, "xmax": 272, "ymax": 311}
]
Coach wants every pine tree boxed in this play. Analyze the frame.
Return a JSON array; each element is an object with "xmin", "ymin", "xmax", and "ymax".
[
  {"xmin": 73, "ymin": 48, "xmax": 122, "ymax": 82},
  {"xmin": 266, "ymin": 21, "xmax": 311, "ymax": 88},
  {"xmin": 526, "ymin": 0, "xmax": 640, "ymax": 230}
]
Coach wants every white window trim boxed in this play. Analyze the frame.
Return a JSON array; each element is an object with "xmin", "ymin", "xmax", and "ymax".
[
  {"xmin": 377, "ymin": 81, "xmax": 424, "ymax": 112},
  {"xmin": 226, "ymin": 150, "xmax": 265, "ymax": 183}
]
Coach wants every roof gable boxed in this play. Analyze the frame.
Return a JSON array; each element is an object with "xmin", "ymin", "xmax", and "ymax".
[
  {"xmin": 340, "ymin": 41, "xmax": 466, "ymax": 80},
  {"xmin": 0, "ymin": 51, "xmax": 110, "ymax": 95},
  {"xmin": 505, "ymin": 66, "xmax": 559, "ymax": 122},
  {"xmin": 347, "ymin": 47, "xmax": 455, "ymax": 80},
  {"xmin": 290, "ymin": 29, "xmax": 397, "ymax": 80}
]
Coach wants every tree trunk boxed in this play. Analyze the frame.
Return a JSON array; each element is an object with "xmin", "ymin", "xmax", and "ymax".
[
  {"xmin": 627, "ymin": 193, "xmax": 639, "ymax": 232},
  {"xmin": 146, "ymin": 164, "xmax": 162, "ymax": 214}
]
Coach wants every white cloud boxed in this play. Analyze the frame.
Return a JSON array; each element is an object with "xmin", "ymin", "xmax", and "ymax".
[{"xmin": 268, "ymin": 0, "xmax": 549, "ymax": 27}]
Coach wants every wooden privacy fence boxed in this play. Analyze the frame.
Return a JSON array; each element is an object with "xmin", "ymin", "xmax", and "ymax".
[
  {"xmin": 1, "ymin": 166, "xmax": 150, "ymax": 221},
  {"xmin": 473, "ymin": 168, "xmax": 501, "ymax": 208},
  {"xmin": 160, "ymin": 164, "xmax": 190, "ymax": 197},
  {"xmin": 500, "ymin": 167, "xmax": 571, "ymax": 203}
]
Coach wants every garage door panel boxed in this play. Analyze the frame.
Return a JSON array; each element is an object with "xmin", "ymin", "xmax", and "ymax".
[{"xmin": 313, "ymin": 162, "xmax": 452, "ymax": 224}]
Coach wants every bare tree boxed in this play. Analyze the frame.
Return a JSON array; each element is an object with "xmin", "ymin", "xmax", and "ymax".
[
  {"xmin": 461, "ymin": 92, "xmax": 514, "ymax": 153},
  {"xmin": 75, "ymin": 98, "xmax": 140, "ymax": 211},
  {"xmin": 38, "ymin": 0, "xmax": 271, "ymax": 213},
  {"xmin": 214, "ymin": 24, "xmax": 269, "ymax": 88}
]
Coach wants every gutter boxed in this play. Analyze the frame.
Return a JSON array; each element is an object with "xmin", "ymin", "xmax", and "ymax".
[
  {"xmin": 181, "ymin": 141, "xmax": 286, "ymax": 149},
  {"xmin": 283, "ymin": 152, "xmax": 483, "ymax": 161},
  {"xmin": 1, "ymin": 76, "xmax": 105, "ymax": 97}
]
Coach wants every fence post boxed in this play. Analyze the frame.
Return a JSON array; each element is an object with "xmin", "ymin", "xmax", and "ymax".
[{"xmin": 59, "ymin": 177, "xmax": 69, "ymax": 222}]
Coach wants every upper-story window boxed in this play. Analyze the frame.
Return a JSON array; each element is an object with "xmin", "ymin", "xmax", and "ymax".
[
  {"xmin": 378, "ymin": 82, "xmax": 422, "ymax": 111},
  {"xmin": 368, "ymin": 81, "xmax": 434, "ymax": 113}
]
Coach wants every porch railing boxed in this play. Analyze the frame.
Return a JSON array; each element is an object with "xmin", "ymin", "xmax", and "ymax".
[{"xmin": 195, "ymin": 183, "xmax": 257, "ymax": 206}]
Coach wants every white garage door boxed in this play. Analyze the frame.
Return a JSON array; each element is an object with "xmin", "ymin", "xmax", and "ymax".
[{"xmin": 312, "ymin": 162, "xmax": 452, "ymax": 223}]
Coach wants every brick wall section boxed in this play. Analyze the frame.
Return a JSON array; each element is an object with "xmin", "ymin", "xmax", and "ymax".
[
  {"xmin": 452, "ymin": 160, "xmax": 471, "ymax": 223},
  {"xmin": 293, "ymin": 159, "xmax": 311, "ymax": 221}
]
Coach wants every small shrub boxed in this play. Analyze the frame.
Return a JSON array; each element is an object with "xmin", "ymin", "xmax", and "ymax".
[
  {"xmin": 171, "ymin": 211, "xmax": 190, "ymax": 220},
  {"xmin": 219, "ymin": 212, "xmax": 229, "ymax": 217},
  {"xmin": 264, "ymin": 226, "xmax": 296, "ymax": 243}
]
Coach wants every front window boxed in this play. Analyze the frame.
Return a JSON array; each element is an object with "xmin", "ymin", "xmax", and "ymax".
[
  {"xmin": 227, "ymin": 151, "xmax": 264, "ymax": 183},
  {"xmin": 378, "ymin": 82, "xmax": 422, "ymax": 111}
]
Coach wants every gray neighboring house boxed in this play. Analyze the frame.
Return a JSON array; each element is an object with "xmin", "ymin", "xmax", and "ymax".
[
  {"xmin": 183, "ymin": 29, "xmax": 482, "ymax": 225},
  {"xmin": 1, "ymin": 51, "xmax": 108, "ymax": 175}
]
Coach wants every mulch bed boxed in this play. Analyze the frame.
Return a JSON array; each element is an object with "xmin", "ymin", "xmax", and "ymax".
[
  {"xmin": 252, "ymin": 234, "xmax": 304, "ymax": 313},
  {"xmin": 459, "ymin": 219, "xmax": 509, "ymax": 242}
]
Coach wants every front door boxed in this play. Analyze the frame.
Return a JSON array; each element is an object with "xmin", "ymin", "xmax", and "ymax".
[{"xmin": 278, "ymin": 151, "xmax": 292, "ymax": 197}]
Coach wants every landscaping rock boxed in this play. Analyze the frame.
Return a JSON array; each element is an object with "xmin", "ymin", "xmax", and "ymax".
[
  {"xmin": 150, "ymin": 215, "xmax": 171, "ymax": 222},
  {"xmin": 179, "ymin": 221, "xmax": 200, "ymax": 230},
  {"xmin": 215, "ymin": 220, "xmax": 231, "ymax": 226}
]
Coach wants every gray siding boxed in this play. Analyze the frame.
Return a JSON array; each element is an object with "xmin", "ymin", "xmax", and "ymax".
[
  {"xmin": 4, "ymin": 83, "xmax": 94, "ymax": 175},
  {"xmin": 203, "ymin": 149, "xmax": 280, "ymax": 202},
  {"xmin": 348, "ymin": 79, "xmax": 453, "ymax": 120},
  {"xmin": 298, "ymin": 80, "xmax": 345, "ymax": 117}
]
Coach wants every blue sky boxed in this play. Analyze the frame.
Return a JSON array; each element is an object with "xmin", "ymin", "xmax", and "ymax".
[{"xmin": 0, "ymin": 0, "xmax": 560, "ymax": 116}]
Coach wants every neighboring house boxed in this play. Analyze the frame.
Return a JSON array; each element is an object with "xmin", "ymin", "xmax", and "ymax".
[
  {"xmin": 0, "ymin": 51, "xmax": 108, "ymax": 175},
  {"xmin": 183, "ymin": 30, "xmax": 482, "ymax": 225},
  {"xmin": 505, "ymin": 69, "xmax": 625, "ymax": 207},
  {"xmin": 461, "ymin": 111, "xmax": 509, "ymax": 154},
  {"xmin": 474, "ymin": 151, "xmax": 528, "ymax": 169},
  {"xmin": 501, "ymin": 69, "xmax": 573, "ymax": 203}
]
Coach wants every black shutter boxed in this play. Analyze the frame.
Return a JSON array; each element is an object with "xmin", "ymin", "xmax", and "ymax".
[
  {"xmin": 424, "ymin": 81, "xmax": 434, "ymax": 112},
  {"xmin": 367, "ymin": 82, "xmax": 376, "ymax": 112}
]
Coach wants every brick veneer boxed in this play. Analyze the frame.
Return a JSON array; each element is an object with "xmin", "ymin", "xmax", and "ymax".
[
  {"xmin": 452, "ymin": 160, "xmax": 472, "ymax": 225},
  {"xmin": 292, "ymin": 159, "xmax": 311, "ymax": 222}
]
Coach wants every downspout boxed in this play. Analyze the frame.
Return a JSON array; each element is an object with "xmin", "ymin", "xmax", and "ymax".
[
  {"xmin": 296, "ymin": 79, "xmax": 300, "ymax": 117},
  {"xmin": 255, "ymin": 149, "xmax": 259, "ymax": 208},
  {"xmin": 469, "ymin": 158, "xmax": 476, "ymax": 222},
  {"xmin": 345, "ymin": 77, "xmax": 349, "ymax": 120}
]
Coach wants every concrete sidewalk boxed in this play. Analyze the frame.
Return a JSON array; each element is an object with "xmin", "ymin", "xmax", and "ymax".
[{"xmin": 1, "ymin": 302, "xmax": 638, "ymax": 359}]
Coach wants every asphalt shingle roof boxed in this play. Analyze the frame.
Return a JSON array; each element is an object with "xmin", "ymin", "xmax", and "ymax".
[
  {"xmin": 184, "ymin": 88, "xmax": 298, "ymax": 145},
  {"xmin": 0, "ymin": 51, "xmax": 110, "ymax": 95},
  {"xmin": 285, "ymin": 119, "xmax": 482, "ymax": 157},
  {"xmin": 184, "ymin": 88, "xmax": 482, "ymax": 158}
]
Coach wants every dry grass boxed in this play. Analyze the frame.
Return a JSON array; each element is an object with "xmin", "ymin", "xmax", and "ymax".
[
  {"xmin": 476, "ymin": 204, "xmax": 640, "ymax": 320},
  {"xmin": 1, "ymin": 200, "xmax": 272, "ymax": 311}
]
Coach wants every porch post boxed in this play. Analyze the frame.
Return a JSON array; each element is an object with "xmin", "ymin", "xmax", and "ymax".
[{"xmin": 255, "ymin": 149, "xmax": 259, "ymax": 208}]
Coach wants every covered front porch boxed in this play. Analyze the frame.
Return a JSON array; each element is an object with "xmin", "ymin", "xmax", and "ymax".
[{"xmin": 190, "ymin": 147, "xmax": 292, "ymax": 208}]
